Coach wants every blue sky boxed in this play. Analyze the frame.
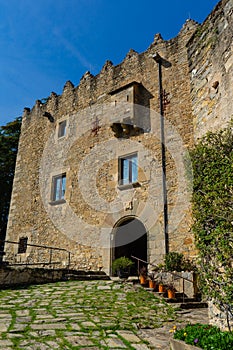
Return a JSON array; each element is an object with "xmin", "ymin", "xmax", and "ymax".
[{"xmin": 0, "ymin": 0, "xmax": 218, "ymax": 126}]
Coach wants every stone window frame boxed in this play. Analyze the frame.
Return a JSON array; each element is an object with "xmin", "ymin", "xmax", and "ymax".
[
  {"xmin": 118, "ymin": 152, "xmax": 139, "ymax": 189},
  {"xmin": 58, "ymin": 120, "xmax": 67, "ymax": 138},
  {"xmin": 50, "ymin": 173, "xmax": 66, "ymax": 205},
  {"xmin": 56, "ymin": 117, "xmax": 69, "ymax": 140}
]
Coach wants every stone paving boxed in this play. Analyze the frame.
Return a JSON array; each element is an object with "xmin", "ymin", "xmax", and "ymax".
[{"xmin": 0, "ymin": 280, "xmax": 209, "ymax": 349}]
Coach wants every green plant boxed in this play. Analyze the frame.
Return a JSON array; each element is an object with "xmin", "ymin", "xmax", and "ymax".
[
  {"xmin": 164, "ymin": 252, "xmax": 197, "ymax": 272},
  {"xmin": 164, "ymin": 252, "xmax": 184, "ymax": 272},
  {"xmin": 190, "ymin": 121, "xmax": 233, "ymax": 330},
  {"xmin": 112, "ymin": 256, "xmax": 134, "ymax": 275},
  {"xmin": 174, "ymin": 323, "xmax": 233, "ymax": 349},
  {"xmin": 139, "ymin": 265, "xmax": 147, "ymax": 277},
  {"xmin": 0, "ymin": 117, "xmax": 21, "ymax": 240},
  {"xmin": 157, "ymin": 263, "xmax": 165, "ymax": 271},
  {"xmin": 166, "ymin": 283, "xmax": 175, "ymax": 291},
  {"xmin": 181, "ymin": 258, "xmax": 197, "ymax": 272},
  {"xmin": 147, "ymin": 272, "xmax": 156, "ymax": 281}
]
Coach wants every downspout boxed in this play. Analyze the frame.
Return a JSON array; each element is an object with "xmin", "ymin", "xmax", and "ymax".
[{"xmin": 152, "ymin": 53, "xmax": 169, "ymax": 255}]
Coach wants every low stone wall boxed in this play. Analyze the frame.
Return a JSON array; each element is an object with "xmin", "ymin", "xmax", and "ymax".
[
  {"xmin": 170, "ymin": 339, "xmax": 200, "ymax": 350},
  {"xmin": 153, "ymin": 271, "xmax": 198, "ymax": 298},
  {"xmin": 208, "ymin": 300, "xmax": 233, "ymax": 331},
  {"xmin": 0, "ymin": 265, "xmax": 108, "ymax": 288}
]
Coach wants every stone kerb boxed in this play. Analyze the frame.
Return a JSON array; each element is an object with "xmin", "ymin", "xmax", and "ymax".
[{"xmin": 170, "ymin": 339, "xmax": 201, "ymax": 350}]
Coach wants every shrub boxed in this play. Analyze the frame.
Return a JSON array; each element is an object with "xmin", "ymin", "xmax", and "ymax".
[
  {"xmin": 190, "ymin": 121, "xmax": 233, "ymax": 329},
  {"xmin": 164, "ymin": 252, "xmax": 184, "ymax": 271},
  {"xmin": 174, "ymin": 323, "xmax": 233, "ymax": 349},
  {"xmin": 112, "ymin": 256, "xmax": 134, "ymax": 275}
]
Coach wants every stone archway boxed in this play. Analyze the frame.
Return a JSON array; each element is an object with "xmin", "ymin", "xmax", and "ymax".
[{"xmin": 112, "ymin": 217, "xmax": 147, "ymax": 275}]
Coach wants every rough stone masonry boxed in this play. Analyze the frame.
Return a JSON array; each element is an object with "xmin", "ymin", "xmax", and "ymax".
[{"xmin": 4, "ymin": 0, "xmax": 233, "ymax": 279}]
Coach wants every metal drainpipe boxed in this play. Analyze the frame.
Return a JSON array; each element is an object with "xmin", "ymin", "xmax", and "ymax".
[{"xmin": 152, "ymin": 53, "xmax": 169, "ymax": 255}]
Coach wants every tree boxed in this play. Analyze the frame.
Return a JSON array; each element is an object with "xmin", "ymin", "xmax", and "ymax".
[
  {"xmin": 0, "ymin": 117, "xmax": 22, "ymax": 251},
  {"xmin": 190, "ymin": 121, "xmax": 233, "ymax": 330}
]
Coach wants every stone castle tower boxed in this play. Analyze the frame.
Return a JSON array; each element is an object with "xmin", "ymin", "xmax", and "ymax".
[{"xmin": 4, "ymin": 0, "xmax": 232, "ymax": 275}]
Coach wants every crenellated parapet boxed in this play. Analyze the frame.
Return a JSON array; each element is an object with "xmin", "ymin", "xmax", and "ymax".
[
  {"xmin": 6, "ymin": 0, "xmax": 232, "ymax": 278},
  {"xmin": 22, "ymin": 15, "xmax": 199, "ymax": 129}
]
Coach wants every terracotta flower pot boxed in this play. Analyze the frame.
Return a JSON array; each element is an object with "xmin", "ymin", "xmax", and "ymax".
[
  {"xmin": 149, "ymin": 280, "xmax": 156, "ymax": 289},
  {"xmin": 158, "ymin": 284, "xmax": 165, "ymax": 293},
  {"xmin": 139, "ymin": 275, "xmax": 147, "ymax": 285},
  {"xmin": 167, "ymin": 289, "xmax": 176, "ymax": 299}
]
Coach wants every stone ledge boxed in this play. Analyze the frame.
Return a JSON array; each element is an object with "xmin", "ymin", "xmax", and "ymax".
[
  {"xmin": 0, "ymin": 266, "xmax": 109, "ymax": 288},
  {"xmin": 170, "ymin": 339, "xmax": 201, "ymax": 350}
]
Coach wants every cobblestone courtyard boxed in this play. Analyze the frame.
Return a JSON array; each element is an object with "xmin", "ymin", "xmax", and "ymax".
[{"xmin": 0, "ymin": 280, "xmax": 208, "ymax": 349}]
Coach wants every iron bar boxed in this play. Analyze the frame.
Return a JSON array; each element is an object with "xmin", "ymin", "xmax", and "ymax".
[
  {"xmin": 7, "ymin": 262, "xmax": 60, "ymax": 266},
  {"xmin": 1, "ymin": 240, "xmax": 72, "ymax": 268},
  {"xmin": 3, "ymin": 240, "xmax": 70, "ymax": 252},
  {"xmin": 131, "ymin": 255, "xmax": 194, "ymax": 283}
]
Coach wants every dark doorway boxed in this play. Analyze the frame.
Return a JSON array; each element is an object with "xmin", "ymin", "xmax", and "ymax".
[{"xmin": 113, "ymin": 217, "xmax": 147, "ymax": 275}]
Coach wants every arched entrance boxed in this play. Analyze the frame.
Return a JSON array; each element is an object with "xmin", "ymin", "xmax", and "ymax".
[{"xmin": 112, "ymin": 217, "xmax": 147, "ymax": 275}]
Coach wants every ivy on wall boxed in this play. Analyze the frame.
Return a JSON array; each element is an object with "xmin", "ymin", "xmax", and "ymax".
[{"xmin": 190, "ymin": 121, "xmax": 233, "ymax": 329}]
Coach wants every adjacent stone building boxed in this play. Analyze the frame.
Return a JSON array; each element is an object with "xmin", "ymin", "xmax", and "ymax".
[{"xmin": 4, "ymin": 0, "xmax": 232, "ymax": 276}]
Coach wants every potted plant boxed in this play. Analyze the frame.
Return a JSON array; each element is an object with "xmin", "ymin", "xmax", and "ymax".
[
  {"xmin": 156, "ymin": 272, "xmax": 166, "ymax": 292},
  {"xmin": 164, "ymin": 252, "xmax": 184, "ymax": 272},
  {"xmin": 112, "ymin": 256, "xmax": 134, "ymax": 278},
  {"xmin": 158, "ymin": 280, "xmax": 166, "ymax": 293},
  {"xmin": 164, "ymin": 252, "xmax": 197, "ymax": 272},
  {"xmin": 148, "ymin": 272, "xmax": 156, "ymax": 289},
  {"xmin": 139, "ymin": 266, "xmax": 148, "ymax": 285},
  {"xmin": 166, "ymin": 283, "xmax": 176, "ymax": 299}
]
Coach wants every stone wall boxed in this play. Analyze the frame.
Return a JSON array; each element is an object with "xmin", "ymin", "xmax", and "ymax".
[
  {"xmin": 4, "ymin": 0, "xmax": 232, "ymax": 280},
  {"xmin": 153, "ymin": 271, "xmax": 198, "ymax": 299},
  {"xmin": 0, "ymin": 266, "xmax": 64, "ymax": 287},
  {"xmin": 208, "ymin": 300, "xmax": 233, "ymax": 331},
  {"xmin": 187, "ymin": 0, "xmax": 233, "ymax": 331},
  {"xmin": 0, "ymin": 266, "xmax": 108, "ymax": 288},
  {"xmin": 188, "ymin": 0, "xmax": 233, "ymax": 139}
]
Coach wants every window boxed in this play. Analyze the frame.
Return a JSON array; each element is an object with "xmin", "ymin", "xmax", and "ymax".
[
  {"xmin": 18, "ymin": 237, "xmax": 28, "ymax": 254},
  {"xmin": 51, "ymin": 173, "xmax": 66, "ymax": 202},
  {"xmin": 119, "ymin": 153, "xmax": 138, "ymax": 186},
  {"xmin": 58, "ymin": 120, "xmax": 67, "ymax": 138}
]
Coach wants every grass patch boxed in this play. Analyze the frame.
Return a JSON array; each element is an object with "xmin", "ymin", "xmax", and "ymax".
[{"xmin": 0, "ymin": 280, "xmax": 177, "ymax": 348}]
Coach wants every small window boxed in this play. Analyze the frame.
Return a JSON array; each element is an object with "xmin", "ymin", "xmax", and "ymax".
[
  {"xmin": 58, "ymin": 120, "xmax": 67, "ymax": 138},
  {"xmin": 18, "ymin": 237, "xmax": 28, "ymax": 254},
  {"xmin": 51, "ymin": 173, "xmax": 66, "ymax": 202},
  {"xmin": 119, "ymin": 153, "xmax": 138, "ymax": 186}
]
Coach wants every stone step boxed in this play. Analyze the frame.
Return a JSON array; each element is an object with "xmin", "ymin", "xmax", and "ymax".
[
  {"xmin": 143, "ymin": 286, "xmax": 207, "ymax": 307},
  {"xmin": 164, "ymin": 297, "xmax": 196, "ymax": 303},
  {"xmin": 163, "ymin": 298, "xmax": 208, "ymax": 309},
  {"xmin": 179, "ymin": 301, "xmax": 208, "ymax": 309},
  {"xmin": 64, "ymin": 273, "xmax": 110, "ymax": 281}
]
